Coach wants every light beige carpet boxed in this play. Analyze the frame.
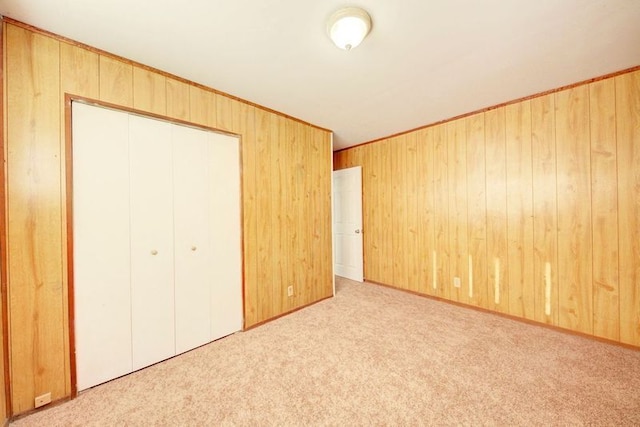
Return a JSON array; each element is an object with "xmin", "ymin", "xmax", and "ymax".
[{"xmin": 12, "ymin": 277, "xmax": 640, "ymax": 426}]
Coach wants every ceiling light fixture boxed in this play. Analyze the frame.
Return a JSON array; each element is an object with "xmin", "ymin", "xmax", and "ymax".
[{"xmin": 327, "ymin": 7, "xmax": 372, "ymax": 51}]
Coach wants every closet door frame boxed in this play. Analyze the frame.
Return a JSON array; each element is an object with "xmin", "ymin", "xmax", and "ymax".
[{"xmin": 64, "ymin": 95, "xmax": 244, "ymax": 397}]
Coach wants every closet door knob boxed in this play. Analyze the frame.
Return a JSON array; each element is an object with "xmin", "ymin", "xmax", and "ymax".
[
  {"xmin": 191, "ymin": 246, "xmax": 197, "ymax": 251},
  {"xmin": 150, "ymin": 249, "xmax": 158, "ymax": 255}
]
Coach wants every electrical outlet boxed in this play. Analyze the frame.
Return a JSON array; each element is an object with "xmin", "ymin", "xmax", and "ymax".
[
  {"xmin": 35, "ymin": 392, "xmax": 51, "ymax": 408},
  {"xmin": 453, "ymin": 277, "xmax": 461, "ymax": 288},
  {"xmin": 287, "ymin": 285, "xmax": 294, "ymax": 297}
]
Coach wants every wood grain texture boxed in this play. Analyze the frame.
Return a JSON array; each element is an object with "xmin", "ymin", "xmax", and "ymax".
[
  {"xmin": 216, "ymin": 95, "xmax": 233, "ymax": 132},
  {"xmin": 240, "ymin": 104, "xmax": 258, "ymax": 327},
  {"xmin": 6, "ymin": 24, "xmax": 66, "ymax": 413},
  {"xmin": 405, "ymin": 133, "xmax": 419, "ymax": 293},
  {"xmin": 98, "ymin": 55, "xmax": 133, "ymax": 107},
  {"xmin": 133, "ymin": 66, "xmax": 166, "ymax": 115},
  {"xmin": 505, "ymin": 101, "xmax": 534, "ymax": 319},
  {"xmin": 484, "ymin": 107, "xmax": 509, "ymax": 313},
  {"xmin": 296, "ymin": 123, "xmax": 312, "ymax": 301},
  {"xmin": 616, "ymin": 70, "xmax": 640, "ymax": 346},
  {"xmin": 254, "ymin": 108, "xmax": 273, "ymax": 321},
  {"xmin": 0, "ymin": 19, "xmax": 8, "ymax": 422},
  {"xmin": 332, "ymin": 70, "xmax": 640, "ymax": 349},
  {"xmin": 378, "ymin": 140, "xmax": 394, "ymax": 286},
  {"xmin": 416, "ymin": 129, "xmax": 435, "ymax": 295},
  {"xmin": 433, "ymin": 124, "xmax": 450, "ymax": 299},
  {"xmin": 589, "ymin": 79, "xmax": 619, "ymax": 340},
  {"xmin": 271, "ymin": 115, "xmax": 285, "ymax": 314},
  {"xmin": 60, "ymin": 42, "xmax": 99, "ymax": 99},
  {"xmin": 284, "ymin": 119, "xmax": 301, "ymax": 310},
  {"xmin": 317, "ymin": 129, "xmax": 333, "ymax": 299},
  {"xmin": 364, "ymin": 143, "xmax": 381, "ymax": 282},
  {"xmin": 391, "ymin": 136, "xmax": 409, "ymax": 289},
  {"xmin": 189, "ymin": 86, "xmax": 216, "ymax": 128},
  {"xmin": 361, "ymin": 145, "xmax": 374, "ymax": 281},
  {"xmin": 465, "ymin": 114, "xmax": 487, "ymax": 307},
  {"xmin": 447, "ymin": 119, "xmax": 468, "ymax": 303},
  {"xmin": 555, "ymin": 86, "xmax": 593, "ymax": 334},
  {"xmin": 531, "ymin": 94, "xmax": 559, "ymax": 325},
  {"xmin": 166, "ymin": 78, "xmax": 190, "ymax": 121}
]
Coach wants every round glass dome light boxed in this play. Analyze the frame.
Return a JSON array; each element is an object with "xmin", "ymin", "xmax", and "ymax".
[{"xmin": 327, "ymin": 7, "xmax": 372, "ymax": 50}]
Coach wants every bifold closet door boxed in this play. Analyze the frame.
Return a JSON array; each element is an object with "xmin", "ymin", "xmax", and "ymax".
[
  {"xmin": 173, "ymin": 125, "xmax": 214, "ymax": 354},
  {"xmin": 73, "ymin": 103, "xmax": 132, "ymax": 391},
  {"xmin": 129, "ymin": 115, "xmax": 176, "ymax": 370},
  {"xmin": 209, "ymin": 133, "xmax": 243, "ymax": 340}
]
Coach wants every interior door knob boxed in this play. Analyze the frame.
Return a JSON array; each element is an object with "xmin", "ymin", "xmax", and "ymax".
[
  {"xmin": 150, "ymin": 249, "xmax": 158, "ymax": 255},
  {"xmin": 355, "ymin": 229, "xmax": 361, "ymax": 234},
  {"xmin": 191, "ymin": 246, "xmax": 197, "ymax": 251}
]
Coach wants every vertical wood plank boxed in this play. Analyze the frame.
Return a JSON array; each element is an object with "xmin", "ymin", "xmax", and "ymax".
[
  {"xmin": 556, "ymin": 86, "xmax": 593, "ymax": 334},
  {"xmin": 485, "ymin": 107, "xmax": 509, "ymax": 313},
  {"xmin": 132, "ymin": 67, "xmax": 166, "ymax": 115},
  {"xmin": 360, "ymin": 145, "xmax": 373, "ymax": 281},
  {"xmin": 0, "ymin": 22, "xmax": 11, "ymax": 416},
  {"xmin": 254, "ymin": 109, "xmax": 272, "ymax": 322},
  {"xmin": 364, "ymin": 143, "xmax": 382, "ymax": 282},
  {"xmin": 273, "ymin": 116, "xmax": 287, "ymax": 313},
  {"xmin": 60, "ymin": 43, "xmax": 99, "ymax": 98},
  {"xmin": 433, "ymin": 124, "xmax": 450, "ymax": 299},
  {"xmin": 189, "ymin": 86, "xmax": 216, "ymax": 128},
  {"xmin": 531, "ymin": 94, "xmax": 559, "ymax": 325},
  {"xmin": 240, "ymin": 104, "xmax": 258, "ymax": 327},
  {"xmin": 269, "ymin": 114, "xmax": 283, "ymax": 316},
  {"xmin": 590, "ymin": 78, "xmax": 619, "ymax": 340},
  {"xmin": 98, "ymin": 55, "xmax": 133, "ymax": 107},
  {"xmin": 166, "ymin": 78, "xmax": 190, "ymax": 121},
  {"xmin": 447, "ymin": 119, "xmax": 469, "ymax": 303},
  {"xmin": 378, "ymin": 140, "xmax": 394, "ymax": 285},
  {"xmin": 6, "ymin": 24, "xmax": 66, "ymax": 413},
  {"xmin": 391, "ymin": 136, "xmax": 409, "ymax": 289},
  {"xmin": 417, "ymin": 128, "xmax": 436, "ymax": 296},
  {"xmin": 1, "ymin": 23, "xmax": 8, "ymax": 420},
  {"xmin": 298, "ymin": 124, "xmax": 312, "ymax": 300},
  {"xmin": 319, "ymin": 130, "xmax": 333, "ymax": 298},
  {"xmin": 466, "ymin": 114, "xmax": 487, "ymax": 307},
  {"xmin": 505, "ymin": 101, "xmax": 534, "ymax": 319},
  {"xmin": 216, "ymin": 95, "xmax": 233, "ymax": 132},
  {"xmin": 405, "ymin": 133, "xmax": 419, "ymax": 292},
  {"xmin": 616, "ymin": 70, "xmax": 640, "ymax": 346},
  {"xmin": 285, "ymin": 120, "xmax": 302, "ymax": 309}
]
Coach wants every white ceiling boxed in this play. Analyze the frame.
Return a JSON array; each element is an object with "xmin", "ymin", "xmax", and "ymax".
[{"xmin": 1, "ymin": 0, "xmax": 640, "ymax": 150}]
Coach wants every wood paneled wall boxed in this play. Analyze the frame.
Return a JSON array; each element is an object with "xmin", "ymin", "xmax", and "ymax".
[
  {"xmin": 2, "ymin": 21, "xmax": 333, "ymax": 415},
  {"xmin": 334, "ymin": 68, "xmax": 640, "ymax": 349}
]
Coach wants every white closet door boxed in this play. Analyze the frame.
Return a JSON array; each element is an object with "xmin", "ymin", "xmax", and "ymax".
[
  {"xmin": 129, "ymin": 114, "xmax": 176, "ymax": 370},
  {"xmin": 173, "ymin": 125, "xmax": 213, "ymax": 354},
  {"xmin": 209, "ymin": 133, "xmax": 243, "ymax": 340},
  {"xmin": 73, "ymin": 103, "xmax": 132, "ymax": 390}
]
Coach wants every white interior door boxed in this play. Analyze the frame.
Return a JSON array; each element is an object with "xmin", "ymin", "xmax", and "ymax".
[
  {"xmin": 209, "ymin": 132, "xmax": 243, "ymax": 340},
  {"xmin": 173, "ymin": 125, "xmax": 213, "ymax": 354},
  {"xmin": 129, "ymin": 114, "xmax": 176, "ymax": 370},
  {"xmin": 73, "ymin": 103, "xmax": 133, "ymax": 391},
  {"xmin": 333, "ymin": 166, "xmax": 364, "ymax": 282}
]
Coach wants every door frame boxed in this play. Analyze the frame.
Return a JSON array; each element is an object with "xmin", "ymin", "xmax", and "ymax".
[
  {"xmin": 332, "ymin": 165, "xmax": 364, "ymax": 283},
  {"xmin": 64, "ymin": 95, "xmax": 243, "ymax": 396}
]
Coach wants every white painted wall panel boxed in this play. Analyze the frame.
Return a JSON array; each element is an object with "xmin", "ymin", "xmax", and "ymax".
[
  {"xmin": 73, "ymin": 103, "xmax": 132, "ymax": 391},
  {"xmin": 129, "ymin": 115, "xmax": 176, "ymax": 370},
  {"xmin": 173, "ymin": 125, "xmax": 213, "ymax": 353},
  {"xmin": 209, "ymin": 133, "xmax": 243, "ymax": 339}
]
